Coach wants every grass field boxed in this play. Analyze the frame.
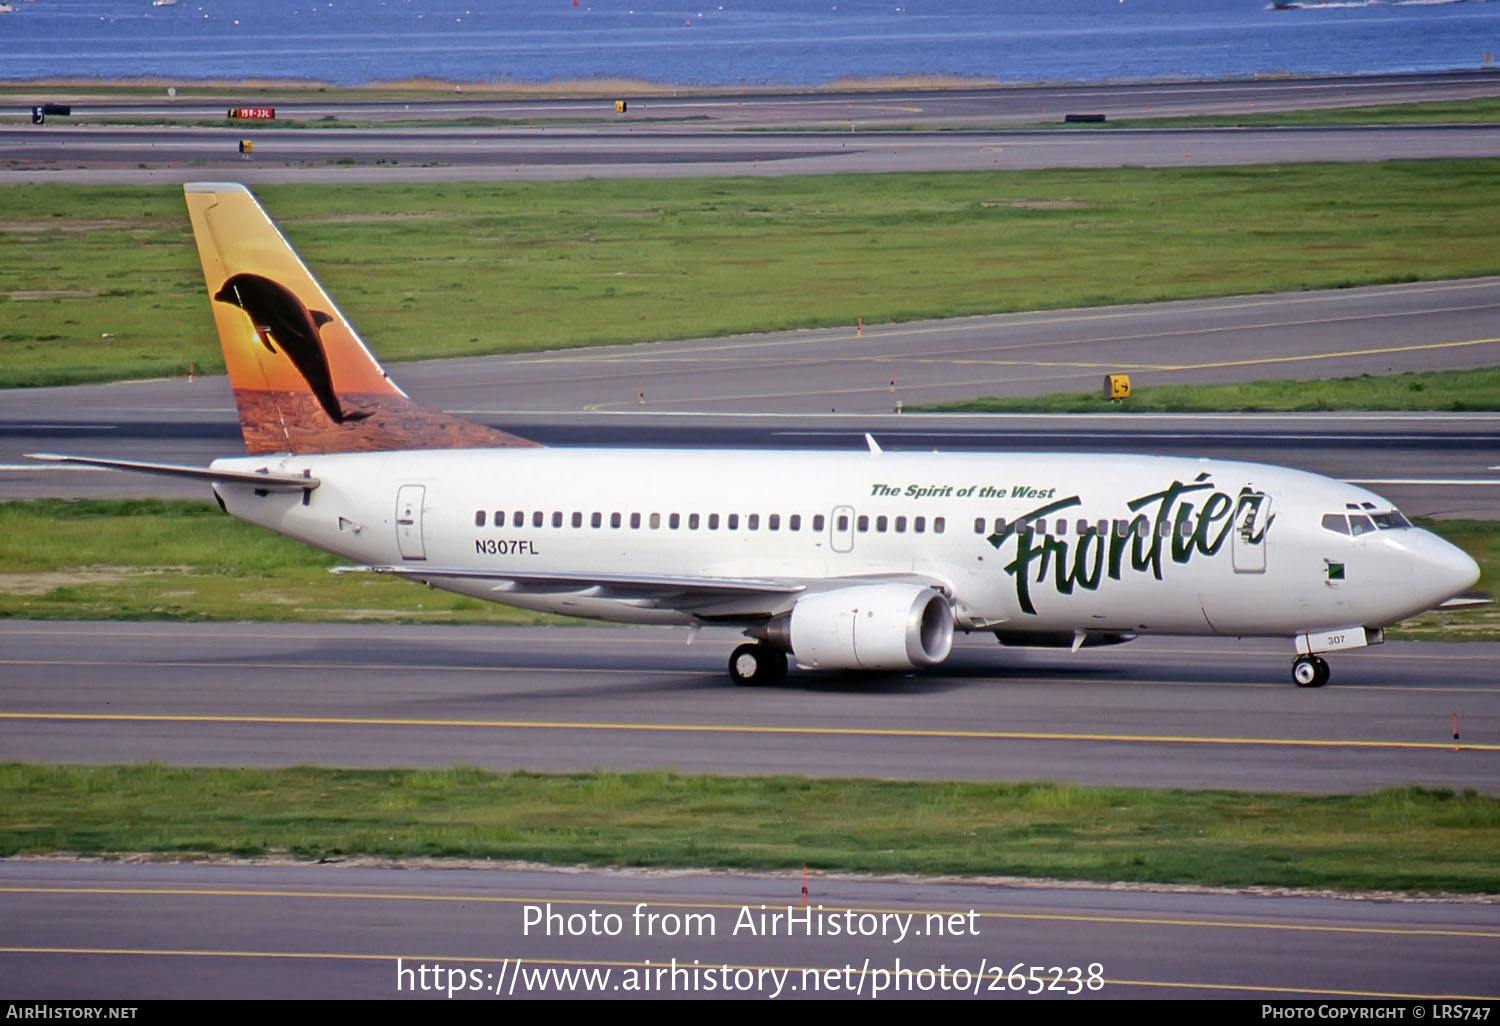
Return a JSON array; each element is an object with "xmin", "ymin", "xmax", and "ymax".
[
  {"xmin": 2, "ymin": 765, "xmax": 1495, "ymax": 892},
  {"xmin": 923, "ymin": 368, "xmax": 1500, "ymax": 414},
  {"xmin": 5, "ymin": 160, "xmax": 1500, "ymax": 388},
  {"xmin": 0, "ymin": 499, "xmax": 1491, "ymax": 637},
  {"xmin": 0, "ymin": 499, "xmax": 567, "ymax": 625}
]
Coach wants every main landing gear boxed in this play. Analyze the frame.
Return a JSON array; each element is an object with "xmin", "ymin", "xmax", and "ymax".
[
  {"xmin": 1292, "ymin": 654, "xmax": 1330, "ymax": 688},
  {"xmin": 728, "ymin": 642, "xmax": 788, "ymax": 686}
]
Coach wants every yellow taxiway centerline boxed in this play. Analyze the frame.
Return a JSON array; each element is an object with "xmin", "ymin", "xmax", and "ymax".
[
  {"xmin": 0, "ymin": 946, "xmax": 1492, "ymax": 1000},
  {"xmin": 1, "ymin": 711, "xmax": 1495, "ymax": 752},
  {"xmin": 3, "ymin": 886, "xmax": 1496, "ymax": 939}
]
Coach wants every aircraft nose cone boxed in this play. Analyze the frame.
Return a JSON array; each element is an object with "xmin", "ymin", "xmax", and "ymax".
[{"xmin": 1414, "ymin": 532, "xmax": 1480, "ymax": 607}]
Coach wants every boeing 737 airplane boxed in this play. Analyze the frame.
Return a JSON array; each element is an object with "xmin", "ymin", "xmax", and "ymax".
[{"xmin": 30, "ymin": 183, "xmax": 1481, "ymax": 687}]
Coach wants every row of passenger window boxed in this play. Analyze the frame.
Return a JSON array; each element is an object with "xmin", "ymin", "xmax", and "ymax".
[
  {"xmin": 473, "ymin": 509, "xmax": 950, "ymax": 534},
  {"xmin": 478, "ymin": 505, "xmax": 1409, "ymax": 540},
  {"xmin": 473, "ymin": 507, "xmax": 1252, "ymax": 541}
]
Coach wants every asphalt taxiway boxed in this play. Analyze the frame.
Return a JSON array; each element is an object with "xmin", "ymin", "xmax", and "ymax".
[
  {"xmin": 8, "ymin": 123, "xmax": 1500, "ymax": 185},
  {"xmin": 2, "ymin": 859, "xmax": 1496, "ymax": 1000},
  {"xmin": 3, "ymin": 622, "xmax": 1496, "ymax": 795}
]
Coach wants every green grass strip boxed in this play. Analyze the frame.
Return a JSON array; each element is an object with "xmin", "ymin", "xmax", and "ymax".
[
  {"xmin": 0, "ymin": 499, "xmax": 1491, "ymax": 638},
  {"xmin": 5, "ymin": 160, "xmax": 1500, "ymax": 388},
  {"xmin": 2, "ymin": 765, "xmax": 1496, "ymax": 892},
  {"xmin": 0, "ymin": 498, "xmax": 568, "ymax": 625},
  {"xmin": 922, "ymin": 368, "xmax": 1500, "ymax": 413}
]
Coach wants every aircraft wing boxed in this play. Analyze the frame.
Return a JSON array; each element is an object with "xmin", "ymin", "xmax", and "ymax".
[{"xmin": 333, "ymin": 564, "xmax": 946, "ymax": 619}]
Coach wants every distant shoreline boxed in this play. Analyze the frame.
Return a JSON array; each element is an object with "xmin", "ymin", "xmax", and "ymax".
[
  {"xmin": 0, "ymin": 73, "xmax": 1015, "ymax": 99},
  {"xmin": 2, "ymin": 68, "xmax": 1495, "ymax": 101}
]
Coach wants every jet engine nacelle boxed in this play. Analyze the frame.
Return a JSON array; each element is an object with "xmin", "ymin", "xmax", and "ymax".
[{"xmin": 788, "ymin": 584, "xmax": 954, "ymax": 670}]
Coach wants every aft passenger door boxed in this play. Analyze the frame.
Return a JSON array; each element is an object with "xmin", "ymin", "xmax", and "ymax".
[
  {"xmin": 1231, "ymin": 491, "xmax": 1271, "ymax": 574},
  {"xmin": 395, "ymin": 484, "xmax": 427, "ymax": 561}
]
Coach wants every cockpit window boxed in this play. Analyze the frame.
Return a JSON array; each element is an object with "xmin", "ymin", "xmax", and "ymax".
[
  {"xmin": 1321, "ymin": 513, "xmax": 1350, "ymax": 535},
  {"xmin": 1327, "ymin": 509, "xmax": 1410, "ymax": 535}
]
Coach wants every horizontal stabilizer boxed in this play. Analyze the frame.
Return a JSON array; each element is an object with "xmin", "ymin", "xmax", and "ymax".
[{"xmin": 25, "ymin": 453, "xmax": 319, "ymax": 491}]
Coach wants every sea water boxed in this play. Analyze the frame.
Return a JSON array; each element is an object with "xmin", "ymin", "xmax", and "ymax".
[{"xmin": 0, "ymin": 0, "xmax": 1496, "ymax": 86}]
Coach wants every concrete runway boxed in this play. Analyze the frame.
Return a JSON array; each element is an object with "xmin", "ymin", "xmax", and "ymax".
[
  {"xmin": 3, "ymin": 622, "xmax": 1497, "ymax": 795},
  {"xmin": 11, "ymin": 72, "xmax": 1500, "ymax": 127},
  {"xmin": 2, "ymin": 860, "xmax": 1496, "ymax": 1000},
  {"xmin": 6, "ymin": 278, "xmax": 1497, "ymax": 514},
  {"xmin": 6, "ymin": 71, "xmax": 1500, "ymax": 184},
  {"xmin": 8, "ymin": 123, "xmax": 1500, "ymax": 185},
  {"xmin": 394, "ymin": 278, "xmax": 1500, "ymax": 411}
]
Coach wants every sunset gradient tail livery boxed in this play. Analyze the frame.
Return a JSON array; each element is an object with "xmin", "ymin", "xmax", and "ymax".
[{"xmin": 184, "ymin": 182, "xmax": 534, "ymax": 455}]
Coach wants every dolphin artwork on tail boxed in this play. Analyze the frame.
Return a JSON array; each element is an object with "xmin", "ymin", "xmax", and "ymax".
[
  {"xmin": 214, "ymin": 271, "xmax": 369, "ymax": 424},
  {"xmin": 179, "ymin": 181, "xmax": 535, "ymax": 454}
]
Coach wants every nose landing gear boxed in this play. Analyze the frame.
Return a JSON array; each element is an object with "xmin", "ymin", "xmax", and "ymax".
[{"xmin": 1292, "ymin": 654, "xmax": 1330, "ymax": 688}]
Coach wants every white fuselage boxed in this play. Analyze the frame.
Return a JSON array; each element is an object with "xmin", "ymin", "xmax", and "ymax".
[{"xmin": 210, "ymin": 446, "xmax": 1479, "ymax": 648}]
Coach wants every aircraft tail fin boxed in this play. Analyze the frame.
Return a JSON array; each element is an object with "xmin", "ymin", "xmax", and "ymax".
[{"xmin": 183, "ymin": 182, "xmax": 535, "ymax": 455}]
